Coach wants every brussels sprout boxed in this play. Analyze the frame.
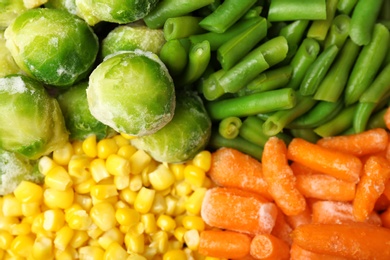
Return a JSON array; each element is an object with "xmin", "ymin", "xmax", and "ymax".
[
  {"xmin": 57, "ymin": 81, "xmax": 113, "ymax": 141},
  {"xmin": 0, "ymin": 0, "xmax": 26, "ymax": 29},
  {"xmin": 75, "ymin": 0, "xmax": 159, "ymax": 25},
  {"xmin": 101, "ymin": 23, "xmax": 166, "ymax": 59},
  {"xmin": 0, "ymin": 30, "xmax": 24, "ymax": 77},
  {"xmin": 45, "ymin": 0, "xmax": 77, "ymax": 15},
  {"xmin": 4, "ymin": 8, "xmax": 99, "ymax": 88},
  {"xmin": 0, "ymin": 148, "xmax": 43, "ymax": 195},
  {"xmin": 131, "ymin": 91, "xmax": 212, "ymax": 163},
  {"xmin": 87, "ymin": 50, "xmax": 175, "ymax": 137},
  {"xmin": 0, "ymin": 75, "xmax": 69, "ymax": 160}
]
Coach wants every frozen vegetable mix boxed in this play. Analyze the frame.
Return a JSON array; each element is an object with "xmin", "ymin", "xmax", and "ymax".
[
  {"xmin": 0, "ymin": 30, "xmax": 24, "ymax": 77},
  {"xmin": 0, "ymin": 0, "xmax": 26, "ymax": 29}
]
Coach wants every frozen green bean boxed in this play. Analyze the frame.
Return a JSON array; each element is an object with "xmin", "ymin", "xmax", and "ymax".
[
  {"xmin": 307, "ymin": 0, "xmax": 339, "ymax": 41},
  {"xmin": 163, "ymin": 16, "xmax": 206, "ymax": 41},
  {"xmin": 218, "ymin": 116, "xmax": 242, "ymax": 139},
  {"xmin": 268, "ymin": 0, "xmax": 327, "ymax": 21}
]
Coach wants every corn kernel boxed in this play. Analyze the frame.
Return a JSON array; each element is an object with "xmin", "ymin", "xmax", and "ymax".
[
  {"xmin": 164, "ymin": 195, "xmax": 177, "ymax": 216},
  {"xmin": 70, "ymin": 230, "xmax": 89, "ymax": 248},
  {"xmin": 38, "ymin": 156, "xmax": 58, "ymax": 176},
  {"xmin": 53, "ymin": 142, "xmax": 74, "ymax": 166},
  {"xmin": 129, "ymin": 174, "xmax": 143, "ymax": 191},
  {"xmin": 173, "ymin": 227, "xmax": 187, "ymax": 243},
  {"xmin": 97, "ymin": 138, "xmax": 119, "ymax": 159},
  {"xmin": 67, "ymin": 209, "xmax": 93, "ymax": 231},
  {"xmin": 74, "ymin": 194, "xmax": 93, "ymax": 212},
  {"xmin": 169, "ymin": 163, "xmax": 185, "ymax": 181},
  {"xmin": 174, "ymin": 197, "xmax": 187, "ymax": 217},
  {"xmin": 163, "ymin": 249, "xmax": 187, "ymax": 260},
  {"xmin": 68, "ymin": 154, "xmax": 91, "ymax": 179},
  {"xmin": 98, "ymin": 227, "xmax": 124, "ymax": 250},
  {"xmin": 44, "ymin": 188, "xmax": 74, "ymax": 209},
  {"xmin": 117, "ymin": 144, "xmax": 137, "ymax": 160},
  {"xmin": 106, "ymin": 154, "xmax": 131, "ymax": 176},
  {"xmin": 54, "ymin": 246, "xmax": 78, "ymax": 259},
  {"xmin": 31, "ymin": 213, "xmax": 52, "ymax": 238},
  {"xmin": 45, "ymin": 165, "xmax": 73, "ymax": 191},
  {"xmin": 54, "ymin": 225, "xmax": 74, "ymax": 251},
  {"xmin": 134, "ymin": 187, "xmax": 155, "ymax": 214},
  {"xmin": 192, "ymin": 150, "xmax": 212, "ymax": 172},
  {"xmin": 120, "ymin": 132, "xmax": 136, "ymax": 140},
  {"xmin": 72, "ymin": 140, "xmax": 84, "ymax": 155},
  {"xmin": 79, "ymin": 245, "xmax": 105, "ymax": 259},
  {"xmin": 10, "ymin": 234, "xmax": 34, "ymax": 257},
  {"xmin": 2, "ymin": 195, "xmax": 22, "ymax": 217},
  {"xmin": 90, "ymin": 202, "xmax": 117, "ymax": 231},
  {"xmin": 43, "ymin": 209, "xmax": 65, "ymax": 231},
  {"xmin": 13, "ymin": 181, "xmax": 43, "ymax": 203},
  {"xmin": 185, "ymin": 187, "xmax": 207, "ymax": 215},
  {"xmin": 114, "ymin": 174, "xmax": 130, "ymax": 190},
  {"xmin": 113, "ymin": 134, "xmax": 130, "ymax": 147},
  {"xmin": 125, "ymin": 232, "xmax": 144, "ymax": 254},
  {"xmin": 174, "ymin": 181, "xmax": 192, "ymax": 197},
  {"xmin": 184, "ymin": 165, "xmax": 205, "ymax": 187},
  {"xmin": 183, "ymin": 229, "xmax": 200, "ymax": 251},
  {"xmin": 32, "ymin": 235, "xmax": 53, "ymax": 259},
  {"xmin": 10, "ymin": 222, "xmax": 31, "ymax": 235},
  {"xmin": 90, "ymin": 184, "xmax": 118, "ymax": 200},
  {"xmin": 182, "ymin": 216, "xmax": 205, "ymax": 231},
  {"xmin": 202, "ymin": 176, "xmax": 214, "ymax": 189},
  {"xmin": 90, "ymin": 158, "xmax": 111, "ymax": 183},
  {"xmin": 0, "ymin": 216, "xmax": 19, "ymax": 234},
  {"xmin": 83, "ymin": 135, "xmax": 98, "ymax": 158},
  {"xmin": 141, "ymin": 213, "xmax": 157, "ymax": 234},
  {"xmin": 149, "ymin": 164, "xmax": 175, "ymax": 191},
  {"xmin": 105, "ymin": 241, "xmax": 129, "ymax": 259},
  {"xmin": 0, "ymin": 230, "xmax": 13, "ymax": 250},
  {"xmin": 127, "ymin": 254, "xmax": 148, "ymax": 260},
  {"xmin": 150, "ymin": 194, "xmax": 166, "ymax": 216},
  {"xmin": 119, "ymin": 188, "xmax": 137, "ymax": 205},
  {"xmin": 167, "ymin": 240, "xmax": 183, "ymax": 250},
  {"xmin": 91, "ymin": 194, "xmax": 118, "ymax": 206},
  {"xmin": 87, "ymin": 226, "xmax": 104, "ymax": 240},
  {"xmin": 156, "ymin": 215, "xmax": 176, "ymax": 232},
  {"xmin": 150, "ymin": 231, "xmax": 169, "ymax": 254},
  {"xmin": 142, "ymin": 247, "xmax": 158, "ymax": 259},
  {"xmin": 116, "ymin": 207, "xmax": 140, "ymax": 226},
  {"xmin": 130, "ymin": 150, "xmax": 151, "ymax": 175}
]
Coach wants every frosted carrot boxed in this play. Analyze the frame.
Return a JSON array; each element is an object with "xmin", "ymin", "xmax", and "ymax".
[
  {"xmin": 198, "ymin": 229, "xmax": 252, "ymax": 259},
  {"xmin": 262, "ymin": 136, "xmax": 306, "ymax": 216},
  {"xmin": 291, "ymin": 223, "xmax": 390, "ymax": 259},
  {"xmin": 271, "ymin": 208, "xmax": 293, "ymax": 245},
  {"xmin": 290, "ymin": 161, "xmax": 321, "ymax": 175},
  {"xmin": 316, "ymin": 128, "xmax": 388, "ymax": 156},
  {"xmin": 250, "ymin": 233, "xmax": 290, "ymax": 260},
  {"xmin": 374, "ymin": 193, "xmax": 390, "ymax": 212},
  {"xmin": 285, "ymin": 204, "xmax": 312, "ymax": 229},
  {"xmin": 380, "ymin": 207, "xmax": 390, "ymax": 228},
  {"xmin": 383, "ymin": 179, "xmax": 390, "ymax": 200},
  {"xmin": 207, "ymin": 147, "xmax": 271, "ymax": 200},
  {"xmin": 201, "ymin": 187, "xmax": 278, "ymax": 235},
  {"xmin": 287, "ymin": 138, "xmax": 362, "ymax": 183},
  {"xmin": 290, "ymin": 243, "xmax": 350, "ymax": 260},
  {"xmin": 353, "ymin": 155, "xmax": 390, "ymax": 221}
]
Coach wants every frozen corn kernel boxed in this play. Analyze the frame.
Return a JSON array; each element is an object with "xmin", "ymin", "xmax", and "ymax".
[
  {"xmin": 184, "ymin": 229, "xmax": 200, "ymax": 251},
  {"xmin": 97, "ymin": 138, "xmax": 119, "ymax": 159},
  {"xmin": 117, "ymin": 144, "xmax": 138, "ymax": 160},
  {"xmin": 74, "ymin": 178, "xmax": 96, "ymax": 194},
  {"xmin": 79, "ymin": 245, "xmax": 105, "ymax": 259},
  {"xmin": 170, "ymin": 163, "xmax": 185, "ymax": 181},
  {"xmin": 119, "ymin": 188, "xmax": 137, "ymax": 205},
  {"xmin": 98, "ymin": 227, "xmax": 124, "ymax": 250},
  {"xmin": 130, "ymin": 150, "xmax": 152, "ymax": 175},
  {"xmin": 134, "ymin": 187, "xmax": 155, "ymax": 214},
  {"xmin": 70, "ymin": 230, "xmax": 89, "ymax": 248},
  {"xmin": 113, "ymin": 134, "xmax": 130, "ymax": 147},
  {"xmin": 150, "ymin": 193, "xmax": 167, "ymax": 215},
  {"xmin": 21, "ymin": 202, "xmax": 41, "ymax": 217},
  {"xmin": 9, "ymin": 234, "xmax": 34, "ymax": 257},
  {"xmin": 45, "ymin": 165, "xmax": 73, "ymax": 191},
  {"xmin": 120, "ymin": 132, "xmax": 136, "ymax": 140},
  {"xmin": 90, "ymin": 158, "xmax": 111, "ymax": 183},
  {"xmin": 114, "ymin": 174, "xmax": 130, "ymax": 190},
  {"xmin": 141, "ymin": 213, "xmax": 157, "ymax": 234},
  {"xmin": 185, "ymin": 188, "xmax": 207, "ymax": 215},
  {"xmin": 43, "ymin": 188, "xmax": 74, "ymax": 209},
  {"xmin": 106, "ymin": 154, "xmax": 131, "ymax": 176},
  {"xmin": 13, "ymin": 181, "xmax": 43, "ymax": 203},
  {"xmin": 129, "ymin": 174, "xmax": 143, "ymax": 191},
  {"xmin": 0, "ymin": 230, "xmax": 13, "ymax": 250},
  {"xmin": 163, "ymin": 249, "xmax": 187, "ymax": 260},
  {"xmin": 149, "ymin": 164, "xmax": 175, "ymax": 191},
  {"xmin": 32, "ymin": 235, "xmax": 53, "ymax": 259},
  {"xmin": 68, "ymin": 154, "xmax": 91, "ymax": 179},
  {"xmin": 150, "ymin": 231, "xmax": 169, "ymax": 254},
  {"xmin": 192, "ymin": 150, "xmax": 212, "ymax": 172},
  {"xmin": 116, "ymin": 207, "xmax": 140, "ymax": 226},
  {"xmin": 90, "ymin": 202, "xmax": 117, "ymax": 231},
  {"xmin": 182, "ymin": 216, "xmax": 205, "ymax": 231},
  {"xmin": 2, "ymin": 195, "xmax": 22, "ymax": 217},
  {"xmin": 72, "ymin": 140, "xmax": 84, "ymax": 155},
  {"xmin": 43, "ymin": 209, "xmax": 65, "ymax": 232},
  {"xmin": 173, "ymin": 227, "xmax": 187, "ymax": 243},
  {"xmin": 67, "ymin": 209, "xmax": 93, "ymax": 231},
  {"xmin": 53, "ymin": 142, "xmax": 74, "ymax": 166},
  {"xmin": 38, "ymin": 156, "xmax": 58, "ymax": 176},
  {"xmin": 184, "ymin": 165, "xmax": 206, "ymax": 187},
  {"xmin": 157, "ymin": 215, "xmax": 176, "ymax": 232},
  {"xmin": 54, "ymin": 225, "xmax": 74, "ymax": 251},
  {"xmin": 90, "ymin": 184, "xmax": 118, "ymax": 200},
  {"xmin": 83, "ymin": 135, "xmax": 98, "ymax": 158},
  {"xmin": 125, "ymin": 232, "xmax": 145, "ymax": 254}
]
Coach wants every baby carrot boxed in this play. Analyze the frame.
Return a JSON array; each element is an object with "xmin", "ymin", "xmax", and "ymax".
[
  {"xmin": 316, "ymin": 128, "xmax": 389, "ymax": 156},
  {"xmin": 353, "ymin": 155, "xmax": 390, "ymax": 222},
  {"xmin": 287, "ymin": 138, "xmax": 362, "ymax": 183},
  {"xmin": 207, "ymin": 147, "xmax": 272, "ymax": 200},
  {"xmin": 291, "ymin": 223, "xmax": 390, "ymax": 259},
  {"xmin": 271, "ymin": 208, "xmax": 293, "ymax": 245},
  {"xmin": 290, "ymin": 243, "xmax": 350, "ymax": 260},
  {"xmin": 383, "ymin": 179, "xmax": 390, "ymax": 200},
  {"xmin": 250, "ymin": 233, "xmax": 290, "ymax": 260},
  {"xmin": 198, "ymin": 229, "xmax": 252, "ymax": 259},
  {"xmin": 262, "ymin": 136, "xmax": 307, "ymax": 216},
  {"xmin": 285, "ymin": 204, "xmax": 312, "ymax": 229},
  {"xmin": 201, "ymin": 187, "xmax": 278, "ymax": 235},
  {"xmin": 380, "ymin": 207, "xmax": 390, "ymax": 228}
]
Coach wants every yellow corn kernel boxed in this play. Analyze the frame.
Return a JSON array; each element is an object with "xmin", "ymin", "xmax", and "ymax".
[
  {"xmin": 192, "ymin": 150, "xmax": 212, "ymax": 172},
  {"xmin": 98, "ymin": 227, "xmax": 124, "ymax": 250},
  {"xmin": 64, "ymin": 203, "xmax": 83, "ymax": 221},
  {"xmin": 174, "ymin": 214, "xmax": 186, "ymax": 228},
  {"xmin": 67, "ymin": 209, "xmax": 93, "ymax": 231},
  {"xmin": 32, "ymin": 235, "xmax": 53, "ymax": 259},
  {"xmin": 74, "ymin": 178, "xmax": 96, "ymax": 195},
  {"xmin": 74, "ymin": 194, "xmax": 93, "ymax": 212},
  {"xmin": 106, "ymin": 154, "xmax": 131, "ymax": 176},
  {"xmin": 120, "ymin": 132, "xmax": 136, "ymax": 140},
  {"xmin": 87, "ymin": 226, "xmax": 104, "ymax": 240},
  {"xmin": 156, "ymin": 214, "xmax": 176, "ymax": 232},
  {"xmin": 129, "ymin": 150, "xmax": 151, "ymax": 175},
  {"xmin": 119, "ymin": 188, "xmax": 137, "ymax": 205},
  {"xmin": 150, "ymin": 231, "xmax": 169, "ymax": 254},
  {"xmin": 43, "ymin": 188, "xmax": 74, "ymax": 209},
  {"xmin": 54, "ymin": 225, "xmax": 74, "ymax": 251},
  {"xmin": 167, "ymin": 240, "xmax": 183, "ymax": 250},
  {"xmin": 54, "ymin": 246, "xmax": 78, "ymax": 259},
  {"xmin": 115, "ymin": 207, "xmax": 140, "ymax": 226},
  {"xmin": 68, "ymin": 154, "xmax": 91, "ymax": 179},
  {"xmin": 83, "ymin": 134, "xmax": 98, "ymax": 158},
  {"xmin": 185, "ymin": 187, "xmax": 207, "ymax": 215},
  {"xmin": 174, "ymin": 181, "xmax": 192, "ymax": 197},
  {"xmin": 163, "ymin": 249, "xmax": 187, "ymax": 260},
  {"xmin": 148, "ymin": 164, "xmax": 175, "ymax": 191},
  {"xmin": 43, "ymin": 208, "xmax": 65, "ymax": 232},
  {"xmin": 183, "ymin": 229, "xmax": 200, "ymax": 251},
  {"xmin": 2, "ymin": 195, "xmax": 22, "ymax": 217},
  {"xmin": 10, "ymin": 234, "xmax": 34, "ymax": 257},
  {"xmin": 125, "ymin": 232, "xmax": 144, "ymax": 254},
  {"xmin": 114, "ymin": 174, "xmax": 130, "ymax": 190},
  {"xmin": 182, "ymin": 216, "xmax": 205, "ymax": 231},
  {"xmin": 13, "ymin": 181, "xmax": 43, "ymax": 204},
  {"xmin": 184, "ymin": 165, "xmax": 205, "ymax": 187},
  {"xmin": 204, "ymin": 257, "xmax": 225, "ymax": 260},
  {"xmin": 150, "ymin": 193, "xmax": 167, "ymax": 216},
  {"xmin": 45, "ymin": 165, "xmax": 73, "ymax": 191},
  {"xmin": 169, "ymin": 163, "xmax": 185, "ymax": 182},
  {"xmin": 69, "ymin": 230, "xmax": 89, "ymax": 248},
  {"xmin": 72, "ymin": 140, "xmax": 84, "ymax": 155},
  {"xmin": 0, "ymin": 230, "xmax": 13, "ymax": 250},
  {"xmin": 173, "ymin": 197, "xmax": 187, "ymax": 217},
  {"xmin": 31, "ymin": 213, "xmax": 52, "ymax": 237},
  {"xmin": 90, "ymin": 184, "xmax": 118, "ymax": 200},
  {"xmin": 104, "ymin": 241, "xmax": 129, "ymax": 259},
  {"xmin": 90, "ymin": 158, "xmax": 111, "ymax": 183},
  {"xmin": 141, "ymin": 213, "xmax": 157, "ymax": 234},
  {"xmin": 38, "ymin": 156, "xmax": 58, "ymax": 176},
  {"xmin": 129, "ymin": 174, "xmax": 143, "ymax": 192},
  {"xmin": 127, "ymin": 254, "xmax": 148, "ymax": 260},
  {"xmin": 10, "ymin": 222, "xmax": 31, "ymax": 236},
  {"xmin": 97, "ymin": 138, "xmax": 119, "ymax": 159},
  {"xmin": 90, "ymin": 202, "xmax": 117, "ymax": 231},
  {"xmin": 91, "ymin": 194, "xmax": 118, "ymax": 206},
  {"xmin": 202, "ymin": 176, "xmax": 214, "ymax": 189},
  {"xmin": 79, "ymin": 245, "xmax": 105, "ymax": 259},
  {"xmin": 173, "ymin": 226, "xmax": 187, "ymax": 243},
  {"xmin": 134, "ymin": 187, "xmax": 155, "ymax": 214},
  {"xmin": 117, "ymin": 144, "xmax": 137, "ymax": 161},
  {"xmin": 113, "ymin": 134, "xmax": 130, "ymax": 147},
  {"xmin": 53, "ymin": 142, "xmax": 74, "ymax": 166},
  {"xmin": 115, "ymin": 200, "xmax": 128, "ymax": 209},
  {"xmin": 164, "ymin": 195, "xmax": 177, "ymax": 216},
  {"xmin": 0, "ymin": 216, "xmax": 19, "ymax": 234}
]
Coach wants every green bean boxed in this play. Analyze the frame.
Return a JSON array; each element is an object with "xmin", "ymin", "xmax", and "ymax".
[
  {"xmin": 217, "ymin": 17, "xmax": 268, "ymax": 70},
  {"xmin": 268, "ymin": 0, "xmax": 327, "ymax": 21},
  {"xmin": 143, "ymin": 0, "xmax": 215, "ymax": 29},
  {"xmin": 206, "ymin": 88, "xmax": 297, "ymax": 120},
  {"xmin": 163, "ymin": 16, "xmax": 206, "ymax": 41},
  {"xmin": 256, "ymin": 35, "xmax": 289, "ymax": 67},
  {"xmin": 290, "ymin": 128, "xmax": 321, "ymax": 143},
  {"xmin": 344, "ymin": 23, "xmax": 390, "ymax": 105},
  {"xmin": 201, "ymin": 69, "xmax": 226, "ymax": 101},
  {"xmin": 279, "ymin": 20, "xmax": 310, "ymax": 62},
  {"xmin": 359, "ymin": 63, "xmax": 390, "ymax": 103},
  {"xmin": 323, "ymin": 14, "xmax": 351, "ymax": 50},
  {"xmin": 199, "ymin": 0, "xmax": 257, "ymax": 33},
  {"xmin": 337, "ymin": 0, "xmax": 357, "ymax": 15},
  {"xmin": 196, "ymin": 0, "xmax": 221, "ymax": 16},
  {"xmin": 307, "ymin": 0, "xmax": 339, "ymax": 41},
  {"xmin": 242, "ymin": 5, "xmax": 263, "ymax": 19},
  {"xmin": 285, "ymin": 38, "xmax": 321, "ymax": 90},
  {"xmin": 353, "ymin": 102, "xmax": 377, "ymax": 133},
  {"xmin": 159, "ymin": 39, "xmax": 188, "ymax": 76},
  {"xmin": 262, "ymin": 92, "xmax": 317, "ymax": 136},
  {"xmin": 314, "ymin": 104, "xmax": 357, "ymax": 137},
  {"xmin": 349, "ymin": 0, "xmax": 384, "ymax": 45},
  {"xmin": 314, "ymin": 39, "xmax": 361, "ymax": 102},
  {"xmin": 367, "ymin": 107, "xmax": 387, "ymax": 129},
  {"xmin": 299, "ymin": 44, "xmax": 339, "ymax": 96},
  {"xmin": 218, "ymin": 116, "xmax": 242, "ymax": 139}
]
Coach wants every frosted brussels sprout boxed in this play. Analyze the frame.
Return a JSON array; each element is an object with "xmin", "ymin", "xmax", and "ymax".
[
  {"xmin": 0, "ymin": 75, "xmax": 69, "ymax": 160},
  {"xmin": 87, "ymin": 50, "xmax": 175, "ymax": 137},
  {"xmin": 4, "ymin": 8, "xmax": 99, "ymax": 88},
  {"xmin": 45, "ymin": 0, "xmax": 77, "ymax": 15},
  {"xmin": 0, "ymin": 30, "xmax": 24, "ymax": 77},
  {"xmin": 101, "ymin": 23, "xmax": 166, "ymax": 59},
  {"xmin": 131, "ymin": 91, "xmax": 212, "ymax": 163},
  {"xmin": 0, "ymin": 148, "xmax": 43, "ymax": 195},
  {"xmin": 75, "ymin": 0, "xmax": 159, "ymax": 25},
  {"xmin": 0, "ymin": 0, "xmax": 26, "ymax": 29},
  {"xmin": 57, "ymin": 81, "xmax": 113, "ymax": 141}
]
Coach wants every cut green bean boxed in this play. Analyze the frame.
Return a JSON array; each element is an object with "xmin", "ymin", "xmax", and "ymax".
[
  {"xmin": 314, "ymin": 39, "xmax": 361, "ymax": 102},
  {"xmin": 201, "ymin": 69, "xmax": 226, "ymax": 101},
  {"xmin": 206, "ymin": 88, "xmax": 297, "ymax": 120},
  {"xmin": 143, "ymin": 0, "xmax": 215, "ymax": 29},
  {"xmin": 353, "ymin": 102, "xmax": 377, "ymax": 133},
  {"xmin": 323, "ymin": 14, "xmax": 351, "ymax": 50},
  {"xmin": 307, "ymin": 0, "xmax": 339, "ymax": 41},
  {"xmin": 163, "ymin": 16, "xmax": 206, "ymax": 41},
  {"xmin": 367, "ymin": 107, "xmax": 387, "ymax": 129},
  {"xmin": 285, "ymin": 38, "xmax": 321, "ymax": 90},
  {"xmin": 349, "ymin": 0, "xmax": 384, "ymax": 45},
  {"xmin": 159, "ymin": 39, "xmax": 188, "ymax": 76},
  {"xmin": 279, "ymin": 20, "xmax": 310, "ymax": 62},
  {"xmin": 360, "ymin": 63, "xmax": 390, "ymax": 104},
  {"xmin": 344, "ymin": 23, "xmax": 390, "ymax": 105},
  {"xmin": 337, "ymin": 0, "xmax": 357, "ymax": 15},
  {"xmin": 218, "ymin": 116, "xmax": 242, "ymax": 139},
  {"xmin": 290, "ymin": 128, "xmax": 321, "ymax": 143},
  {"xmin": 243, "ymin": 5, "xmax": 263, "ymax": 19},
  {"xmin": 268, "ymin": 0, "xmax": 327, "ymax": 21},
  {"xmin": 199, "ymin": 0, "xmax": 257, "ymax": 33},
  {"xmin": 299, "ymin": 44, "xmax": 339, "ymax": 96},
  {"xmin": 217, "ymin": 17, "xmax": 268, "ymax": 70}
]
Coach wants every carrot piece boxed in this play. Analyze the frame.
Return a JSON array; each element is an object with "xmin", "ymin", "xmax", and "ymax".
[
  {"xmin": 250, "ymin": 233, "xmax": 290, "ymax": 260},
  {"xmin": 353, "ymin": 155, "xmax": 390, "ymax": 222},
  {"xmin": 374, "ymin": 193, "xmax": 390, "ymax": 211},
  {"xmin": 316, "ymin": 128, "xmax": 389, "ymax": 156},
  {"xmin": 290, "ymin": 161, "xmax": 322, "ymax": 175},
  {"xmin": 384, "ymin": 106, "xmax": 390, "ymax": 130},
  {"xmin": 383, "ymin": 179, "xmax": 390, "ymax": 200},
  {"xmin": 285, "ymin": 204, "xmax": 312, "ymax": 229},
  {"xmin": 311, "ymin": 200, "xmax": 382, "ymax": 226},
  {"xmin": 198, "ymin": 229, "xmax": 252, "ymax": 259},
  {"xmin": 380, "ymin": 207, "xmax": 390, "ymax": 228},
  {"xmin": 291, "ymin": 223, "xmax": 390, "ymax": 259},
  {"xmin": 201, "ymin": 187, "xmax": 278, "ymax": 235},
  {"xmin": 287, "ymin": 138, "xmax": 362, "ymax": 183},
  {"xmin": 290, "ymin": 243, "xmax": 350, "ymax": 260},
  {"xmin": 271, "ymin": 208, "xmax": 293, "ymax": 245},
  {"xmin": 262, "ymin": 137, "xmax": 307, "ymax": 216},
  {"xmin": 208, "ymin": 147, "xmax": 272, "ymax": 200}
]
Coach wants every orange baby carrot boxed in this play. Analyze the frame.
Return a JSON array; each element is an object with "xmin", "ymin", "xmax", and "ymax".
[
  {"xmin": 384, "ymin": 106, "xmax": 390, "ymax": 130},
  {"xmin": 316, "ymin": 128, "xmax": 389, "ymax": 156},
  {"xmin": 380, "ymin": 207, "xmax": 390, "ymax": 228},
  {"xmin": 262, "ymin": 137, "xmax": 306, "ymax": 216},
  {"xmin": 287, "ymin": 138, "xmax": 362, "ymax": 183},
  {"xmin": 207, "ymin": 147, "xmax": 272, "ymax": 200},
  {"xmin": 201, "ymin": 187, "xmax": 278, "ymax": 235},
  {"xmin": 291, "ymin": 223, "xmax": 390, "ymax": 259},
  {"xmin": 290, "ymin": 243, "xmax": 350, "ymax": 260},
  {"xmin": 271, "ymin": 208, "xmax": 293, "ymax": 245},
  {"xmin": 383, "ymin": 179, "xmax": 390, "ymax": 200},
  {"xmin": 353, "ymin": 155, "xmax": 390, "ymax": 222},
  {"xmin": 285, "ymin": 204, "xmax": 312, "ymax": 229},
  {"xmin": 250, "ymin": 233, "xmax": 290, "ymax": 260},
  {"xmin": 374, "ymin": 193, "xmax": 390, "ymax": 212},
  {"xmin": 198, "ymin": 229, "xmax": 252, "ymax": 259},
  {"xmin": 290, "ymin": 161, "xmax": 322, "ymax": 175}
]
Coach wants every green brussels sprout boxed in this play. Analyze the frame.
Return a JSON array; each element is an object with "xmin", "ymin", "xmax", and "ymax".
[
  {"xmin": 101, "ymin": 23, "xmax": 166, "ymax": 59},
  {"xmin": 0, "ymin": 0, "xmax": 27, "ymax": 29},
  {"xmin": 0, "ymin": 30, "xmax": 24, "ymax": 77},
  {"xmin": 75, "ymin": 0, "xmax": 159, "ymax": 25},
  {"xmin": 0, "ymin": 148, "xmax": 43, "ymax": 195},
  {"xmin": 87, "ymin": 50, "xmax": 175, "ymax": 137},
  {"xmin": 0, "ymin": 75, "xmax": 69, "ymax": 160},
  {"xmin": 4, "ymin": 8, "xmax": 99, "ymax": 88},
  {"xmin": 131, "ymin": 91, "xmax": 212, "ymax": 163},
  {"xmin": 45, "ymin": 0, "xmax": 78, "ymax": 15},
  {"xmin": 57, "ymin": 81, "xmax": 113, "ymax": 141}
]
